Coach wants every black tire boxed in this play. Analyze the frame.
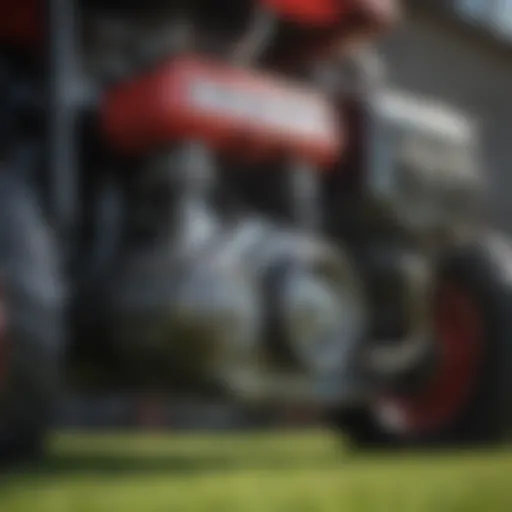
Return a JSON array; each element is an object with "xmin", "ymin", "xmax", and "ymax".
[
  {"xmin": 0, "ymin": 169, "xmax": 64, "ymax": 465},
  {"xmin": 331, "ymin": 235, "xmax": 512, "ymax": 448}
]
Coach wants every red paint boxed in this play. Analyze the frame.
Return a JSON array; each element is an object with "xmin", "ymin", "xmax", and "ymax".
[
  {"xmin": 262, "ymin": 0, "xmax": 344, "ymax": 26},
  {"xmin": 0, "ymin": 0, "xmax": 44, "ymax": 46},
  {"xmin": 102, "ymin": 56, "xmax": 342, "ymax": 167},
  {"xmin": 263, "ymin": 0, "xmax": 399, "ymax": 31},
  {"xmin": 264, "ymin": 0, "xmax": 400, "ymax": 67},
  {"xmin": 377, "ymin": 283, "xmax": 483, "ymax": 435}
]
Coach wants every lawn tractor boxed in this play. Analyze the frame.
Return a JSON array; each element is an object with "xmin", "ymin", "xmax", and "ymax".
[{"xmin": 1, "ymin": 0, "xmax": 512, "ymax": 462}]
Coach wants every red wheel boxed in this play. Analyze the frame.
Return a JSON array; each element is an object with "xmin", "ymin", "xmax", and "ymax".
[
  {"xmin": 332, "ymin": 238, "xmax": 512, "ymax": 447},
  {"xmin": 374, "ymin": 283, "xmax": 483, "ymax": 437}
]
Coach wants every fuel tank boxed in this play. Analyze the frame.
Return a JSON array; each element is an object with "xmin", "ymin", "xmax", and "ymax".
[{"xmin": 101, "ymin": 56, "xmax": 342, "ymax": 167}]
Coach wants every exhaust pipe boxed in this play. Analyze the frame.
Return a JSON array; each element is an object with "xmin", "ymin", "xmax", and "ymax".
[{"xmin": 364, "ymin": 252, "xmax": 434, "ymax": 380}]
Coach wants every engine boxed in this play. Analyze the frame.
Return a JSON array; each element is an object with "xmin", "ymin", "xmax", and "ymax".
[
  {"xmin": 54, "ymin": 0, "xmax": 392, "ymax": 400},
  {"xmin": 87, "ymin": 139, "xmax": 369, "ymax": 399},
  {"xmin": 7, "ymin": 0, "xmax": 479, "ymax": 402}
]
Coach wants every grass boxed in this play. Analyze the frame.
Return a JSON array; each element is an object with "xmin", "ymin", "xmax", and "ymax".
[{"xmin": 0, "ymin": 430, "xmax": 512, "ymax": 511}]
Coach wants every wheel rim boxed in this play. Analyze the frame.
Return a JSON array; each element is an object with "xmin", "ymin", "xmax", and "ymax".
[{"xmin": 374, "ymin": 282, "xmax": 483, "ymax": 436}]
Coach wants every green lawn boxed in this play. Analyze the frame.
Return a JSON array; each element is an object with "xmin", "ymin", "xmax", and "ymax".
[{"xmin": 1, "ymin": 431, "xmax": 512, "ymax": 512}]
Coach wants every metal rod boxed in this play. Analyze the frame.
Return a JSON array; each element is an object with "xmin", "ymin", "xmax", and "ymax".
[
  {"xmin": 142, "ymin": 143, "xmax": 218, "ymax": 255},
  {"xmin": 289, "ymin": 160, "xmax": 321, "ymax": 231},
  {"xmin": 232, "ymin": 7, "xmax": 277, "ymax": 66},
  {"xmin": 47, "ymin": 0, "xmax": 80, "ymax": 250}
]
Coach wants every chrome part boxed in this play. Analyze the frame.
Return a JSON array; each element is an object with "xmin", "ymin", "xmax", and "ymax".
[
  {"xmin": 212, "ymin": 221, "xmax": 368, "ymax": 383},
  {"xmin": 288, "ymin": 161, "xmax": 321, "ymax": 231},
  {"xmin": 280, "ymin": 269, "xmax": 344, "ymax": 372},
  {"xmin": 275, "ymin": 251, "xmax": 367, "ymax": 376},
  {"xmin": 364, "ymin": 251, "xmax": 434, "ymax": 378},
  {"xmin": 232, "ymin": 6, "xmax": 277, "ymax": 65},
  {"xmin": 171, "ymin": 258, "xmax": 261, "ymax": 374},
  {"xmin": 367, "ymin": 90, "xmax": 483, "ymax": 234}
]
